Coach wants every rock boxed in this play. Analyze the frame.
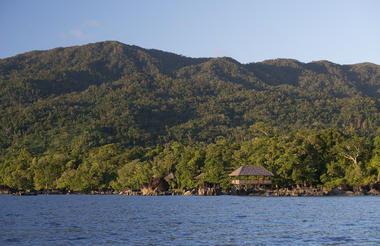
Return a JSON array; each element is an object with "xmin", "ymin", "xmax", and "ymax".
[
  {"xmin": 264, "ymin": 191, "xmax": 273, "ymax": 196},
  {"xmin": 368, "ymin": 189, "xmax": 380, "ymax": 195},
  {"xmin": 353, "ymin": 185, "xmax": 369, "ymax": 193},
  {"xmin": 345, "ymin": 191, "xmax": 354, "ymax": 196},
  {"xmin": 171, "ymin": 191, "xmax": 183, "ymax": 196},
  {"xmin": 354, "ymin": 191, "xmax": 366, "ymax": 196},
  {"xmin": 0, "ymin": 185, "xmax": 15, "ymax": 194},
  {"xmin": 197, "ymin": 187, "xmax": 216, "ymax": 196},
  {"xmin": 140, "ymin": 177, "xmax": 170, "ymax": 195},
  {"xmin": 314, "ymin": 191, "xmax": 324, "ymax": 196},
  {"xmin": 13, "ymin": 191, "xmax": 37, "ymax": 196},
  {"xmin": 183, "ymin": 191, "xmax": 192, "ymax": 196},
  {"xmin": 337, "ymin": 184, "xmax": 353, "ymax": 191},
  {"xmin": 140, "ymin": 185, "xmax": 155, "ymax": 196},
  {"xmin": 122, "ymin": 188, "xmax": 133, "ymax": 195},
  {"xmin": 206, "ymin": 188, "xmax": 215, "ymax": 196},
  {"xmin": 150, "ymin": 177, "xmax": 169, "ymax": 192},
  {"xmin": 197, "ymin": 188, "xmax": 205, "ymax": 196},
  {"xmin": 327, "ymin": 187, "xmax": 347, "ymax": 196}
]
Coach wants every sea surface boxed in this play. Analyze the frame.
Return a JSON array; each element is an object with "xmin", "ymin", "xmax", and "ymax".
[{"xmin": 1, "ymin": 195, "xmax": 380, "ymax": 245}]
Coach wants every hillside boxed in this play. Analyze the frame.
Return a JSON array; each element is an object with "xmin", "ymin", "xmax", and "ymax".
[
  {"xmin": 0, "ymin": 41, "xmax": 379, "ymax": 152},
  {"xmin": 0, "ymin": 41, "xmax": 379, "ymax": 191}
]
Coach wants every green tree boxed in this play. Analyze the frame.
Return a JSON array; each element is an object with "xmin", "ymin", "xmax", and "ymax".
[
  {"xmin": 175, "ymin": 148, "xmax": 205, "ymax": 189},
  {"xmin": 32, "ymin": 152, "xmax": 67, "ymax": 190},
  {"xmin": 0, "ymin": 149, "xmax": 34, "ymax": 190},
  {"xmin": 113, "ymin": 160, "xmax": 153, "ymax": 190}
]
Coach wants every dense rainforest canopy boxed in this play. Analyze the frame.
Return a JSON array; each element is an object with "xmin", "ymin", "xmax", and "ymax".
[{"xmin": 0, "ymin": 41, "xmax": 379, "ymax": 191}]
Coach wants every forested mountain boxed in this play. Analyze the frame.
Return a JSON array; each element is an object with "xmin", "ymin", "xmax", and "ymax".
[{"xmin": 0, "ymin": 41, "xmax": 379, "ymax": 191}]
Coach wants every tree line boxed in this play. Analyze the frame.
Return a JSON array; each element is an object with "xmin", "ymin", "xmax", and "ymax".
[{"xmin": 1, "ymin": 128, "xmax": 379, "ymax": 191}]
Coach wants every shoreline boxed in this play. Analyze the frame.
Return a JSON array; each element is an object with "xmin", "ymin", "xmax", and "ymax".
[{"xmin": 2, "ymin": 185, "xmax": 380, "ymax": 197}]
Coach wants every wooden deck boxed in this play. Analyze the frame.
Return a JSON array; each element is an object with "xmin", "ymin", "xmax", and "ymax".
[{"xmin": 231, "ymin": 179, "xmax": 272, "ymax": 185}]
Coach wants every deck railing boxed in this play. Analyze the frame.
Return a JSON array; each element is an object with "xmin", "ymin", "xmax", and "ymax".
[{"xmin": 231, "ymin": 179, "xmax": 272, "ymax": 185}]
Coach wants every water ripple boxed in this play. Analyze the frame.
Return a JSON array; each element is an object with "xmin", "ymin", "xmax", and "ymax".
[{"xmin": 1, "ymin": 195, "xmax": 380, "ymax": 245}]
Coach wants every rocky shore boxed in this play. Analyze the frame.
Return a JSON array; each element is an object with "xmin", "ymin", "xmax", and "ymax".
[
  {"xmin": 119, "ymin": 183, "xmax": 380, "ymax": 197},
  {"xmin": 2, "ymin": 184, "xmax": 380, "ymax": 197}
]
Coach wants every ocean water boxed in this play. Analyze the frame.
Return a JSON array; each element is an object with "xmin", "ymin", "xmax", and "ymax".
[{"xmin": 1, "ymin": 195, "xmax": 380, "ymax": 245}]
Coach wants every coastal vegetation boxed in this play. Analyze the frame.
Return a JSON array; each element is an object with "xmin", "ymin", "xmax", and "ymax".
[{"xmin": 0, "ymin": 41, "xmax": 379, "ymax": 192}]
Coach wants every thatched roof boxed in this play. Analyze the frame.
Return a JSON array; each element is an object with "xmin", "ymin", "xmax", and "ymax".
[
  {"xmin": 194, "ymin": 173, "xmax": 205, "ymax": 180},
  {"xmin": 229, "ymin": 166, "xmax": 274, "ymax": 177},
  {"xmin": 165, "ymin": 172, "xmax": 176, "ymax": 180}
]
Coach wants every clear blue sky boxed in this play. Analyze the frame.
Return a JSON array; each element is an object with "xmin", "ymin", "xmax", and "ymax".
[{"xmin": 1, "ymin": 0, "xmax": 379, "ymax": 64}]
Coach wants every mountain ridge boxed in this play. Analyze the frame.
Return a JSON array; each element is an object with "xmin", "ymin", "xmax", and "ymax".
[
  {"xmin": 0, "ymin": 41, "xmax": 378, "ymax": 153},
  {"xmin": 2, "ymin": 40, "xmax": 379, "ymax": 67}
]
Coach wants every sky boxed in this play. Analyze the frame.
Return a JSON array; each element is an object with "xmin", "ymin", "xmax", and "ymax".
[{"xmin": 1, "ymin": 0, "xmax": 379, "ymax": 65}]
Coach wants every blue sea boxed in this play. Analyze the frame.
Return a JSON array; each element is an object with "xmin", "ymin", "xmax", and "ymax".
[{"xmin": 1, "ymin": 195, "xmax": 380, "ymax": 245}]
